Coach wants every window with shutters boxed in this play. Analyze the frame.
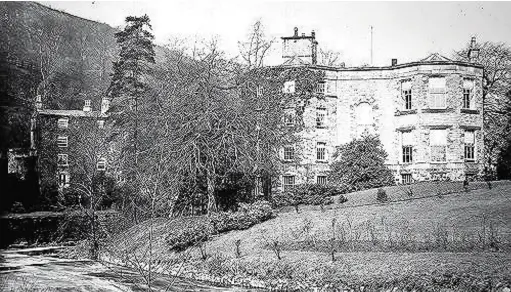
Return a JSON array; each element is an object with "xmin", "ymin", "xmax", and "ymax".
[
  {"xmin": 464, "ymin": 130, "xmax": 475, "ymax": 161},
  {"xmin": 316, "ymin": 107, "xmax": 327, "ymax": 128},
  {"xmin": 430, "ymin": 129, "xmax": 447, "ymax": 162},
  {"xmin": 317, "ymin": 175, "xmax": 327, "ymax": 185},
  {"xmin": 282, "ymin": 175, "xmax": 295, "ymax": 191},
  {"xmin": 317, "ymin": 142, "xmax": 326, "ymax": 161},
  {"xmin": 463, "ymin": 79, "xmax": 474, "ymax": 109},
  {"xmin": 429, "ymin": 77, "xmax": 446, "ymax": 108},
  {"xmin": 402, "ymin": 80, "xmax": 412, "ymax": 110},
  {"xmin": 57, "ymin": 136, "xmax": 68, "ymax": 148},
  {"xmin": 402, "ymin": 131, "xmax": 413, "ymax": 163}
]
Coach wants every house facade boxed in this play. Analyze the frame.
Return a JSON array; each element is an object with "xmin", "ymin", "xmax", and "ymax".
[{"xmin": 279, "ymin": 28, "xmax": 484, "ymax": 188}]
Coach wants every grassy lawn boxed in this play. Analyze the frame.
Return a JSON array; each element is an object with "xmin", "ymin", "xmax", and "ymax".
[{"xmin": 106, "ymin": 181, "xmax": 511, "ymax": 290}]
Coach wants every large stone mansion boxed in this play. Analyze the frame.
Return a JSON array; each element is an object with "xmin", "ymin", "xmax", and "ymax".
[{"xmin": 278, "ymin": 28, "xmax": 484, "ymax": 188}]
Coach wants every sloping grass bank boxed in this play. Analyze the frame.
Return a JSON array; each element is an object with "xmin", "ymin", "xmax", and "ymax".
[{"xmin": 103, "ymin": 182, "xmax": 511, "ymax": 291}]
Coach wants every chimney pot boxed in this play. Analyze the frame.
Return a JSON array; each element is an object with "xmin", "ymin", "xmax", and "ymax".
[{"xmin": 392, "ymin": 59, "xmax": 398, "ymax": 66}]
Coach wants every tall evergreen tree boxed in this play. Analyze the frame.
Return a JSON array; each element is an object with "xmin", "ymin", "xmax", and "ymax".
[{"xmin": 107, "ymin": 14, "xmax": 155, "ymax": 182}]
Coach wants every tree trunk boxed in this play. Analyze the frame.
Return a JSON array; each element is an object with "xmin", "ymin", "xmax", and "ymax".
[{"xmin": 206, "ymin": 172, "xmax": 216, "ymax": 214}]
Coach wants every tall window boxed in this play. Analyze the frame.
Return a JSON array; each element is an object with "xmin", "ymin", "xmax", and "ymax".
[
  {"xmin": 463, "ymin": 79, "xmax": 474, "ymax": 109},
  {"xmin": 402, "ymin": 131, "xmax": 413, "ymax": 163},
  {"xmin": 464, "ymin": 130, "xmax": 475, "ymax": 161},
  {"xmin": 283, "ymin": 80, "xmax": 295, "ymax": 94},
  {"xmin": 356, "ymin": 103, "xmax": 373, "ymax": 125},
  {"xmin": 57, "ymin": 136, "xmax": 68, "ymax": 148},
  {"xmin": 316, "ymin": 107, "xmax": 327, "ymax": 128},
  {"xmin": 256, "ymin": 85, "xmax": 264, "ymax": 97},
  {"xmin": 283, "ymin": 146, "xmax": 295, "ymax": 161},
  {"xmin": 57, "ymin": 154, "xmax": 68, "ymax": 166},
  {"xmin": 283, "ymin": 175, "xmax": 295, "ymax": 191},
  {"xmin": 402, "ymin": 80, "xmax": 412, "ymax": 110},
  {"xmin": 57, "ymin": 118, "xmax": 69, "ymax": 129},
  {"xmin": 317, "ymin": 175, "xmax": 327, "ymax": 185},
  {"xmin": 58, "ymin": 172, "xmax": 69, "ymax": 188},
  {"xmin": 430, "ymin": 129, "xmax": 447, "ymax": 162},
  {"xmin": 317, "ymin": 142, "xmax": 326, "ymax": 161},
  {"xmin": 429, "ymin": 77, "xmax": 446, "ymax": 108}
]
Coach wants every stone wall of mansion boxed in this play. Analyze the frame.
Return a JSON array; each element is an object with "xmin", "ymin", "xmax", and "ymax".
[{"xmin": 281, "ymin": 58, "xmax": 484, "ymax": 186}]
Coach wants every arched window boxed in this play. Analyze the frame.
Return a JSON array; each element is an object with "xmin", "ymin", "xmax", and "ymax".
[{"xmin": 355, "ymin": 103, "xmax": 373, "ymax": 125}]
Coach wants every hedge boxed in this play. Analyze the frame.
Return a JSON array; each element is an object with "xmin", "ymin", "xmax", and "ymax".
[{"xmin": 166, "ymin": 200, "xmax": 275, "ymax": 251}]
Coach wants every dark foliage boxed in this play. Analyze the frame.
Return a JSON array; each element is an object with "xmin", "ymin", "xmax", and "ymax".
[
  {"xmin": 272, "ymin": 184, "xmax": 346, "ymax": 210},
  {"xmin": 376, "ymin": 188, "xmax": 389, "ymax": 203},
  {"xmin": 166, "ymin": 200, "xmax": 274, "ymax": 251},
  {"xmin": 329, "ymin": 135, "xmax": 395, "ymax": 191}
]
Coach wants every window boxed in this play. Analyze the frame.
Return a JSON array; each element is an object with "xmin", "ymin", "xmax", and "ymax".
[
  {"xmin": 429, "ymin": 77, "xmax": 446, "ymax": 108},
  {"xmin": 402, "ymin": 131, "xmax": 414, "ymax": 163},
  {"xmin": 284, "ymin": 110, "xmax": 295, "ymax": 126},
  {"xmin": 58, "ymin": 172, "xmax": 70, "ymax": 188},
  {"xmin": 84, "ymin": 100, "xmax": 91, "ymax": 107},
  {"xmin": 464, "ymin": 130, "xmax": 475, "ymax": 161},
  {"xmin": 315, "ymin": 82, "xmax": 325, "ymax": 94},
  {"xmin": 57, "ymin": 154, "xmax": 68, "ymax": 166},
  {"xmin": 402, "ymin": 80, "xmax": 412, "ymax": 110},
  {"xmin": 316, "ymin": 107, "xmax": 326, "ymax": 128},
  {"xmin": 402, "ymin": 174, "xmax": 413, "ymax": 184},
  {"xmin": 58, "ymin": 118, "xmax": 69, "ymax": 129},
  {"xmin": 430, "ymin": 129, "xmax": 447, "ymax": 162},
  {"xmin": 283, "ymin": 146, "xmax": 295, "ymax": 161},
  {"xmin": 356, "ymin": 103, "xmax": 373, "ymax": 125},
  {"xmin": 317, "ymin": 142, "xmax": 326, "ymax": 161},
  {"xmin": 283, "ymin": 80, "xmax": 295, "ymax": 94},
  {"xmin": 57, "ymin": 136, "xmax": 68, "ymax": 148},
  {"xmin": 97, "ymin": 158, "xmax": 107, "ymax": 171},
  {"xmin": 97, "ymin": 120, "xmax": 105, "ymax": 129},
  {"xmin": 282, "ymin": 175, "xmax": 295, "ymax": 191},
  {"xmin": 256, "ymin": 85, "xmax": 264, "ymax": 97},
  {"xmin": 463, "ymin": 79, "xmax": 474, "ymax": 109},
  {"xmin": 317, "ymin": 175, "xmax": 327, "ymax": 185}
]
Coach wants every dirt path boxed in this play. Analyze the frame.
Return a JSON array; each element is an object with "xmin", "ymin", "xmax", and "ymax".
[{"xmin": 0, "ymin": 248, "xmax": 258, "ymax": 292}]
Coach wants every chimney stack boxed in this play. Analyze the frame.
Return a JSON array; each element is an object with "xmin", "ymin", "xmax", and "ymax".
[
  {"xmin": 294, "ymin": 27, "xmax": 298, "ymax": 37},
  {"xmin": 311, "ymin": 30, "xmax": 315, "ymax": 38},
  {"xmin": 391, "ymin": 59, "xmax": 398, "ymax": 66},
  {"xmin": 467, "ymin": 36, "xmax": 480, "ymax": 63}
]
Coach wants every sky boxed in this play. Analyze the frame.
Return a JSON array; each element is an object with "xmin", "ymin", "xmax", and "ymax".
[{"xmin": 40, "ymin": 1, "xmax": 511, "ymax": 67}]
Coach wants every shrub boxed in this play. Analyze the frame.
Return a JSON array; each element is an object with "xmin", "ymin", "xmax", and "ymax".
[
  {"xmin": 329, "ymin": 135, "xmax": 395, "ymax": 191},
  {"xmin": 272, "ymin": 184, "xmax": 344, "ymax": 210},
  {"xmin": 166, "ymin": 200, "xmax": 275, "ymax": 251},
  {"xmin": 376, "ymin": 188, "xmax": 388, "ymax": 203}
]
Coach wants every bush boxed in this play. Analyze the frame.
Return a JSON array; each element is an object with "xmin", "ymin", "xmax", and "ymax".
[
  {"xmin": 329, "ymin": 135, "xmax": 395, "ymax": 191},
  {"xmin": 166, "ymin": 200, "xmax": 275, "ymax": 251},
  {"xmin": 376, "ymin": 188, "xmax": 388, "ymax": 203},
  {"xmin": 272, "ymin": 184, "xmax": 344, "ymax": 210}
]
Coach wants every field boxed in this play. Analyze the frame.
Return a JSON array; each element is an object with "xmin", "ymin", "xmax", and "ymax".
[{"xmin": 106, "ymin": 181, "xmax": 511, "ymax": 291}]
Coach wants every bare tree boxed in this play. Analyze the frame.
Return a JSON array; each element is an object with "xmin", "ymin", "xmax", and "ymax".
[
  {"xmin": 238, "ymin": 19, "xmax": 274, "ymax": 69},
  {"xmin": 318, "ymin": 47, "xmax": 343, "ymax": 67}
]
